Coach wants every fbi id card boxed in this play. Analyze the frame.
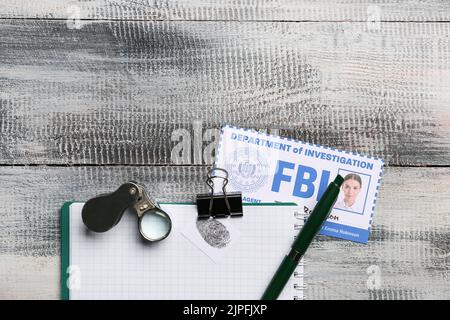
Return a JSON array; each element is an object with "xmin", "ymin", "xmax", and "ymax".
[{"xmin": 215, "ymin": 125, "xmax": 384, "ymax": 243}]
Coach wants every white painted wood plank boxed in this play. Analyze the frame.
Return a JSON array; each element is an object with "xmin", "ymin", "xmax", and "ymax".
[
  {"xmin": 1, "ymin": 20, "xmax": 450, "ymax": 165},
  {"xmin": 1, "ymin": 0, "xmax": 450, "ymax": 21},
  {"xmin": 0, "ymin": 166, "xmax": 448, "ymax": 299}
]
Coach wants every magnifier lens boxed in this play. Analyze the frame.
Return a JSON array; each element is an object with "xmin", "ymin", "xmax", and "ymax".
[{"xmin": 139, "ymin": 210, "xmax": 171, "ymax": 241}]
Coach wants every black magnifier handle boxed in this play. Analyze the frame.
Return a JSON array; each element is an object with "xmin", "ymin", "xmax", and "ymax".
[{"xmin": 82, "ymin": 182, "xmax": 140, "ymax": 233}]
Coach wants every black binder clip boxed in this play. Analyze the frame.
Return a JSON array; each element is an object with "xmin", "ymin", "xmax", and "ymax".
[{"xmin": 196, "ymin": 168, "xmax": 243, "ymax": 219}]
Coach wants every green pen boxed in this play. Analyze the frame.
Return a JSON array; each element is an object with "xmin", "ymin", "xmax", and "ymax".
[{"xmin": 261, "ymin": 174, "xmax": 344, "ymax": 300}]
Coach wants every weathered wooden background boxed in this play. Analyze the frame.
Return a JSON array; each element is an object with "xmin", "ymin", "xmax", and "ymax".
[{"xmin": 0, "ymin": 0, "xmax": 449, "ymax": 299}]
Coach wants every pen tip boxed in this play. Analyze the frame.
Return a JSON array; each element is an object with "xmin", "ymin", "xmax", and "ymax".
[{"xmin": 334, "ymin": 174, "xmax": 344, "ymax": 186}]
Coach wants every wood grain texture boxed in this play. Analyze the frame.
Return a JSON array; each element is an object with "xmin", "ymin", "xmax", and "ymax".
[
  {"xmin": 1, "ymin": 0, "xmax": 449, "ymax": 301},
  {"xmin": 1, "ymin": 20, "xmax": 450, "ymax": 166},
  {"xmin": 0, "ymin": 166, "xmax": 448, "ymax": 299},
  {"xmin": 1, "ymin": 0, "xmax": 450, "ymax": 21}
]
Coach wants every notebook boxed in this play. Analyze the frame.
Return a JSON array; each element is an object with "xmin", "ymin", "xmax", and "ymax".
[{"xmin": 61, "ymin": 202, "xmax": 305, "ymax": 300}]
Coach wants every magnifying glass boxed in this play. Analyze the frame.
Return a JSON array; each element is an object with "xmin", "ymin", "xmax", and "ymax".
[
  {"xmin": 82, "ymin": 182, "xmax": 172, "ymax": 242},
  {"xmin": 137, "ymin": 206, "xmax": 172, "ymax": 242}
]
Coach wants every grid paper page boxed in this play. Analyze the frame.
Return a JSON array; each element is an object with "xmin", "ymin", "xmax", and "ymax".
[{"xmin": 68, "ymin": 203, "xmax": 304, "ymax": 300}]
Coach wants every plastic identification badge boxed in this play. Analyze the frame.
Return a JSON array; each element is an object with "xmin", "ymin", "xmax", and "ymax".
[{"xmin": 215, "ymin": 125, "xmax": 385, "ymax": 243}]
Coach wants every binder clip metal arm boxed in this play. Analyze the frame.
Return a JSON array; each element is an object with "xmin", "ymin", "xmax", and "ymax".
[{"xmin": 196, "ymin": 168, "xmax": 243, "ymax": 219}]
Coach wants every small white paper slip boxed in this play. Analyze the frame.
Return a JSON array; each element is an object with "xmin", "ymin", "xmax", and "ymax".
[{"xmin": 215, "ymin": 125, "xmax": 385, "ymax": 244}]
